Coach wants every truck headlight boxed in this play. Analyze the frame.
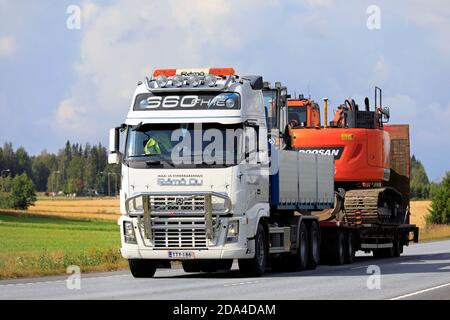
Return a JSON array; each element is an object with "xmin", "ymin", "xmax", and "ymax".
[
  {"xmin": 124, "ymin": 221, "xmax": 137, "ymax": 244},
  {"xmin": 227, "ymin": 221, "xmax": 239, "ymax": 242}
]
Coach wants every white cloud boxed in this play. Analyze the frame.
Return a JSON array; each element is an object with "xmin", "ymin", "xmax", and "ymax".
[
  {"xmin": 55, "ymin": 99, "xmax": 88, "ymax": 133},
  {"xmin": 385, "ymin": 94, "xmax": 450, "ymax": 147},
  {"xmin": 374, "ymin": 57, "xmax": 389, "ymax": 84},
  {"xmin": 49, "ymin": 0, "xmax": 449, "ymax": 180},
  {"xmin": 54, "ymin": 0, "xmax": 278, "ymax": 136},
  {"xmin": 405, "ymin": 0, "xmax": 450, "ymax": 57},
  {"xmin": 305, "ymin": 0, "xmax": 333, "ymax": 8},
  {"xmin": 0, "ymin": 36, "xmax": 16, "ymax": 57}
]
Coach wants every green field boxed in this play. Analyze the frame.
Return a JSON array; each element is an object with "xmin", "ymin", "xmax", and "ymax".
[{"xmin": 0, "ymin": 213, "xmax": 127, "ymax": 279}]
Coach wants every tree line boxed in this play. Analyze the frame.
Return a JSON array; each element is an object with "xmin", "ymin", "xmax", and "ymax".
[
  {"xmin": 0, "ymin": 141, "xmax": 120, "ymax": 197},
  {"xmin": 0, "ymin": 142, "xmax": 448, "ymax": 223}
]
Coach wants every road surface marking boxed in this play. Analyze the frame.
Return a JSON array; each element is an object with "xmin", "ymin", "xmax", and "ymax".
[
  {"xmin": 224, "ymin": 280, "xmax": 263, "ymax": 287},
  {"xmin": 400, "ymin": 259, "xmax": 450, "ymax": 265},
  {"xmin": 350, "ymin": 266, "xmax": 369, "ymax": 270},
  {"xmin": 0, "ymin": 274, "xmax": 129, "ymax": 287},
  {"xmin": 438, "ymin": 266, "xmax": 450, "ymax": 270},
  {"xmin": 390, "ymin": 282, "xmax": 450, "ymax": 300}
]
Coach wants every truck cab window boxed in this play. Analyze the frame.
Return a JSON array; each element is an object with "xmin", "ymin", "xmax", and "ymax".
[
  {"xmin": 125, "ymin": 123, "xmax": 244, "ymax": 168},
  {"xmin": 288, "ymin": 106, "xmax": 307, "ymax": 128}
]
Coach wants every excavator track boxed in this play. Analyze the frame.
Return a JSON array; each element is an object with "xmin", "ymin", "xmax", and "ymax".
[{"xmin": 344, "ymin": 188, "xmax": 396, "ymax": 224}]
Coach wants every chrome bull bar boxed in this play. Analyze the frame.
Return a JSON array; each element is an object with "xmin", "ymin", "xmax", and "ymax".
[{"xmin": 125, "ymin": 192, "xmax": 232, "ymax": 240}]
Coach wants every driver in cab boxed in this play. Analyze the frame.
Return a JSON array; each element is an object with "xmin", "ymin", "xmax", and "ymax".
[{"xmin": 144, "ymin": 131, "xmax": 173, "ymax": 155}]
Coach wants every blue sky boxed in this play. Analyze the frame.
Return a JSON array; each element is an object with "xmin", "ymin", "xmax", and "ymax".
[{"xmin": 0, "ymin": 0, "xmax": 449, "ymax": 181}]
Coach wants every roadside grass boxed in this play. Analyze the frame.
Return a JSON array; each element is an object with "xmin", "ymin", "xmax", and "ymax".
[
  {"xmin": 0, "ymin": 198, "xmax": 448, "ymax": 279},
  {"xmin": 0, "ymin": 212, "xmax": 127, "ymax": 279},
  {"xmin": 409, "ymin": 200, "xmax": 450, "ymax": 241}
]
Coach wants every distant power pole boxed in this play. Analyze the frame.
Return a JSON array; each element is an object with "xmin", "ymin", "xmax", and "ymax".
[{"xmin": 107, "ymin": 173, "xmax": 111, "ymax": 197}]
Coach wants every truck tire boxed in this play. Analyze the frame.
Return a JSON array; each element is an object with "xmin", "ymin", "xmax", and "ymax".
[
  {"xmin": 344, "ymin": 231, "xmax": 355, "ymax": 264},
  {"xmin": 289, "ymin": 222, "xmax": 309, "ymax": 271},
  {"xmin": 182, "ymin": 261, "xmax": 201, "ymax": 273},
  {"xmin": 307, "ymin": 222, "xmax": 320, "ymax": 270},
  {"xmin": 128, "ymin": 259, "xmax": 157, "ymax": 278},
  {"xmin": 330, "ymin": 230, "xmax": 345, "ymax": 265},
  {"xmin": 238, "ymin": 223, "xmax": 267, "ymax": 277}
]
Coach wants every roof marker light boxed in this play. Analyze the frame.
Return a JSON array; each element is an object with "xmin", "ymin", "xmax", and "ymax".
[
  {"xmin": 209, "ymin": 67, "xmax": 235, "ymax": 76},
  {"xmin": 153, "ymin": 69, "xmax": 177, "ymax": 77}
]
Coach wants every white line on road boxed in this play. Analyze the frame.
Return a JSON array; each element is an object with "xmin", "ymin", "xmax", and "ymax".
[
  {"xmin": 0, "ymin": 274, "xmax": 129, "ymax": 287},
  {"xmin": 350, "ymin": 266, "xmax": 369, "ymax": 270},
  {"xmin": 224, "ymin": 280, "xmax": 263, "ymax": 287},
  {"xmin": 390, "ymin": 282, "xmax": 450, "ymax": 300}
]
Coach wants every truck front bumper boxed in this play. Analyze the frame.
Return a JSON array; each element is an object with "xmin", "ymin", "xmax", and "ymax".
[{"xmin": 120, "ymin": 246, "xmax": 252, "ymax": 260}]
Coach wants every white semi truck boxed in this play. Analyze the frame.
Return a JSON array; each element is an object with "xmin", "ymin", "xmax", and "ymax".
[{"xmin": 108, "ymin": 67, "xmax": 336, "ymax": 277}]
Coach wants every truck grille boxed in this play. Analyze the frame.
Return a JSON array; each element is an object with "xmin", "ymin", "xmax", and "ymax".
[
  {"xmin": 151, "ymin": 195, "xmax": 205, "ymax": 213},
  {"xmin": 151, "ymin": 218, "xmax": 207, "ymax": 248}
]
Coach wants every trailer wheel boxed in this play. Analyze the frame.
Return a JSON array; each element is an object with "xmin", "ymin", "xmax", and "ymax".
[
  {"xmin": 344, "ymin": 231, "xmax": 355, "ymax": 264},
  {"xmin": 290, "ymin": 222, "xmax": 309, "ymax": 271},
  {"xmin": 238, "ymin": 223, "xmax": 267, "ymax": 277},
  {"xmin": 128, "ymin": 259, "xmax": 157, "ymax": 278},
  {"xmin": 307, "ymin": 222, "xmax": 320, "ymax": 270},
  {"xmin": 330, "ymin": 230, "xmax": 345, "ymax": 265}
]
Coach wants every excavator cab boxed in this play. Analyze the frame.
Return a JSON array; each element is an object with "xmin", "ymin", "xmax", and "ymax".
[{"xmin": 287, "ymin": 95, "xmax": 321, "ymax": 128}]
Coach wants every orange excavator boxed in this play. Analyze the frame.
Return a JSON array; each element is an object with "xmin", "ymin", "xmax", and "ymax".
[{"xmin": 287, "ymin": 88, "xmax": 412, "ymax": 229}]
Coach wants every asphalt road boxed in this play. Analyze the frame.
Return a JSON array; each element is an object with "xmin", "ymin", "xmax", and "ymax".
[{"xmin": 1, "ymin": 239, "xmax": 449, "ymax": 300}]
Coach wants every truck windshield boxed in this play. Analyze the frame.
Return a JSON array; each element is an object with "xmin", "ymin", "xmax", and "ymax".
[
  {"xmin": 288, "ymin": 106, "xmax": 307, "ymax": 128},
  {"xmin": 125, "ymin": 123, "xmax": 244, "ymax": 168}
]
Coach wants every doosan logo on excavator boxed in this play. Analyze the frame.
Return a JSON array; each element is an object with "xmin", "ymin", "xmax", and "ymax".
[{"xmin": 298, "ymin": 147, "xmax": 344, "ymax": 159}]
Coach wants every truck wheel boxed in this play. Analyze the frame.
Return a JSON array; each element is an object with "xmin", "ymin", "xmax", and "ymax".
[
  {"xmin": 330, "ymin": 230, "xmax": 345, "ymax": 265},
  {"xmin": 128, "ymin": 259, "xmax": 157, "ymax": 278},
  {"xmin": 307, "ymin": 222, "xmax": 320, "ymax": 270},
  {"xmin": 344, "ymin": 231, "xmax": 355, "ymax": 264},
  {"xmin": 182, "ymin": 261, "xmax": 201, "ymax": 273},
  {"xmin": 238, "ymin": 223, "xmax": 267, "ymax": 277},
  {"xmin": 290, "ymin": 222, "xmax": 309, "ymax": 271}
]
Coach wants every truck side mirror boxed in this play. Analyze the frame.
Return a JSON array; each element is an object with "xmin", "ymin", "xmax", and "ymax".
[
  {"xmin": 108, "ymin": 127, "xmax": 123, "ymax": 164},
  {"xmin": 108, "ymin": 153, "xmax": 122, "ymax": 165}
]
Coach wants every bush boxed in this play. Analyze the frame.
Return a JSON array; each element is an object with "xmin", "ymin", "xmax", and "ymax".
[
  {"xmin": 0, "ymin": 194, "xmax": 11, "ymax": 208},
  {"xmin": 9, "ymin": 173, "xmax": 37, "ymax": 210},
  {"xmin": 428, "ymin": 172, "xmax": 450, "ymax": 224}
]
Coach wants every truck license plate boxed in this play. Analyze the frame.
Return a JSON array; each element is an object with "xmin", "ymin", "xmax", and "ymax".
[{"xmin": 168, "ymin": 251, "xmax": 195, "ymax": 259}]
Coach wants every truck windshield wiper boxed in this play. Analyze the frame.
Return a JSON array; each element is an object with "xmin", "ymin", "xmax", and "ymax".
[
  {"xmin": 131, "ymin": 122, "xmax": 144, "ymax": 131},
  {"xmin": 128, "ymin": 153, "xmax": 175, "ymax": 167}
]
